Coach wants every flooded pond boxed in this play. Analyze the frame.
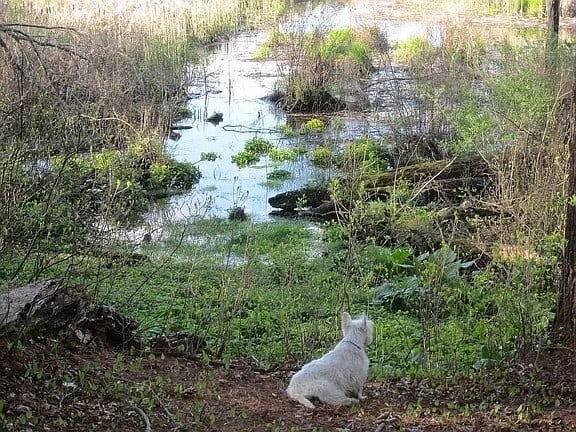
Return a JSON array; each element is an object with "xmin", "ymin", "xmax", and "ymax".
[
  {"xmin": 155, "ymin": 2, "xmax": 444, "ymax": 224},
  {"xmin": 144, "ymin": 1, "xmax": 538, "ymax": 228},
  {"xmin": 166, "ymin": 32, "xmax": 310, "ymax": 223}
]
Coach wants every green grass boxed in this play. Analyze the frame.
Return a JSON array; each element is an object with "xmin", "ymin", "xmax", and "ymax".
[{"xmin": 51, "ymin": 217, "xmax": 554, "ymax": 377}]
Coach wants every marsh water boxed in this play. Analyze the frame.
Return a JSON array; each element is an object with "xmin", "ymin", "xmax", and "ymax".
[
  {"xmin": 146, "ymin": 1, "xmax": 444, "ymax": 227},
  {"xmin": 142, "ymin": 0, "xmax": 543, "ymax": 231}
]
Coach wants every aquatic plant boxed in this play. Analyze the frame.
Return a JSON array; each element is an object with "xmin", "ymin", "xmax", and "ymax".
[
  {"xmin": 232, "ymin": 137, "xmax": 304, "ymax": 168},
  {"xmin": 309, "ymin": 146, "xmax": 335, "ymax": 169},
  {"xmin": 266, "ymin": 169, "xmax": 292, "ymax": 181},
  {"xmin": 300, "ymin": 118, "xmax": 325, "ymax": 133},
  {"xmin": 276, "ymin": 26, "xmax": 382, "ymax": 112},
  {"xmin": 274, "ymin": 124, "xmax": 296, "ymax": 137}
]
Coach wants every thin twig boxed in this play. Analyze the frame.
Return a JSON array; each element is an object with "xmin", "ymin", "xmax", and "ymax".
[
  {"xmin": 408, "ymin": 156, "xmax": 457, "ymax": 203},
  {"xmin": 132, "ymin": 405, "xmax": 153, "ymax": 432}
]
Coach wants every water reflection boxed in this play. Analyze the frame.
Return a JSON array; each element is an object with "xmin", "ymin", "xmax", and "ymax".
[
  {"xmin": 164, "ymin": 32, "xmax": 321, "ymax": 223},
  {"xmin": 147, "ymin": 0, "xmax": 547, "ymax": 227}
]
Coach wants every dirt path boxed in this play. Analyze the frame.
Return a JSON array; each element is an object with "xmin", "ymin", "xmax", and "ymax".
[{"xmin": 1, "ymin": 335, "xmax": 575, "ymax": 431}]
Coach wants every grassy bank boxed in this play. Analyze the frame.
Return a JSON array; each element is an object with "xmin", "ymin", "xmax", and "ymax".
[{"xmin": 0, "ymin": 0, "xmax": 287, "ymax": 282}]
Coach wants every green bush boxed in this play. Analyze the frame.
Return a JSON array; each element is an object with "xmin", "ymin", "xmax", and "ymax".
[
  {"xmin": 319, "ymin": 28, "xmax": 372, "ymax": 74},
  {"xmin": 148, "ymin": 160, "xmax": 201, "ymax": 191},
  {"xmin": 342, "ymin": 137, "xmax": 390, "ymax": 175},
  {"xmin": 309, "ymin": 146, "xmax": 336, "ymax": 168}
]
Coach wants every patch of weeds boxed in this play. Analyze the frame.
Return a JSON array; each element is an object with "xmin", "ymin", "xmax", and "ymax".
[
  {"xmin": 175, "ymin": 105, "xmax": 192, "ymax": 120},
  {"xmin": 392, "ymin": 36, "xmax": 435, "ymax": 66},
  {"xmin": 319, "ymin": 28, "xmax": 372, "ymax": 74},
  {"xmin": 300, "ymin": 117, "xmax": 325, "ymax": 133},
  {"xmin": 268, "ymin": 146, "xmax": 305, "ymax": 162},
  {"xmin": 232, "ymin": 137, "xmax": 305, "ymax": 168},
  {"xmin": 342, "ymin": 137, "xmax": 391, "ymax": 175},
  {"xmin": 267, "ymin": 169, "xmax": 292, "ymax": 181},
  {"xmin": 228, "ymin": 206, "xmax": 248, "ymax": 221},
  {"xmin": 232, "ymin": 137, "xmax": 274, "ymax": 168},
  {"xmin": 254, "ymin": 29, "xmax": 283, "ymax": 59},
  {"xmin": 200, "ymin": 151, "xmax": 220, "ymax": 162},
  {"xmin": 264, "ymin": 169, "xmax": 293, "ymax": 187},
  {"xmin": 309, "ymin": 145, "xmax": 338, "ymax": 168},
  {"xmin": 275, "ymin": 123, "xmax": 296, "ymax": 137}
]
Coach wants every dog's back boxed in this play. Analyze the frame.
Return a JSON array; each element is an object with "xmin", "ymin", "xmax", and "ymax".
[{"xmin": 287, "ymin": 312, "xmax": 374, "ymax": 409}]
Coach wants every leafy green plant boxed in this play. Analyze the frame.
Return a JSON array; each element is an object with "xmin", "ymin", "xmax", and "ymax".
[
  {"xmin": 342, "ymin": 137, "xmax": 390, "ymax": 175},
  {"xmin": 374, "ymin": 276, "xmax": 425, "ymax": 312},
  {"xmin": 446, "ymin": 93, "xmax": 498, "ymax": 155},
  {"xmin": 361, "ymin": 245, "xmax": 413, "ymax": 281},
  {"xmin": 269, "ymin": 147, "xmax": 304, "ymax": 162},
  {"xmin": 245, "ymin": 136, "xmax": 275, "ymax": 154},
  {"xmin": 232, "ymin": 137, "xmax": 304, "ymax": 168},
  {"xmin": 232, "ymin": 137, "xmax": 274, "ymax": 167},
  {"xmin": 300, "ymin": 118, "xmax": 325, "ymax": 133},
  {"xmin": 148, "ymin": 159, "xmax": 201, "ymax": 192},
  {"xmin": 266, "ymin": 169, "xmax": 292, "ymax": 181},
  {"xmin": 309, "ymin": 146, "xmax": 335, "ymax": 168},
  {"xmin": 274, "ymin": 124, "xmax": 295, "ymax": 137}
]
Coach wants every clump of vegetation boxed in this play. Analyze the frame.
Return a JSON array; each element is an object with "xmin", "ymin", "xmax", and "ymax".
[
  {"xmin": 310, "ymin": 146, "xmax": 336, "ymax": 168},
  {"xmin": 232, "ymin": 137, "xmax": 274, "ymax": 167},
  {"xmin": 300, "ymin": 117, "xmax": 326, "ymax": 133},
  {"xmin": 232, "ymin": 136, "xmax": 305, "ymax": 168},
  {"xmin": 146, "ymin": 160, "xmax": 201, "ymax": 194},
  {"xmin": 307, "ymin": 137, "xmax": 390, "ymax": 175},
  {"xmin": 266, "ymin": 169, "xmax": 292, "ymax": 181},
  {"xmin": 228, "ymin": 206, "xmax": 248, "ymax": 221},
  {"xmin": 392, "ymin": 36, "xmax": 436, "ymax": 69},
  {"xmin": 274, "ymin": 123, "xmax": 296, "ymax": 137},
  {"xmin": 274, "ymin": 26, "xmax": 382, "ymax": 112},
  {"xmin": 342, "ymin": 137, "xmax": 391, "ymax": 175}
]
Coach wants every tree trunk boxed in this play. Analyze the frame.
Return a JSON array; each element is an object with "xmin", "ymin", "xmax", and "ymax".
[
  {"xmin": 547, "ymin": 0, "xmax": 560, "ymax": 63},
  {"xmin": 552, "ymin": 64, "xmax": 576, "ymax": 347}
]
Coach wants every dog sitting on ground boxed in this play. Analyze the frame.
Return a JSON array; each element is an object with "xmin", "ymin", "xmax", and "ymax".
[{"xmin": 286, "ymin": 312, "xmax": 374, "ymax": 409}]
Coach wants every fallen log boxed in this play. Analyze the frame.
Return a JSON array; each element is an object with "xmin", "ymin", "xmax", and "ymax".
[
  {"xmin": 268, "ymin": 156, "xmax": 493, "ymax": 214},
  {"xmin": 363, "ymin": 155, "xmax": 492, "ymax": 194},
  {"xmin": 0, "ymin": 280, "xmax": 208, "ymax": 356},
  {"xmin": 268, "ymin": 185, "xmax": 331, "ymax": 211},
  {"xmin": 0, "ymin": 280, "xmax": 141, "ymax": 349}
]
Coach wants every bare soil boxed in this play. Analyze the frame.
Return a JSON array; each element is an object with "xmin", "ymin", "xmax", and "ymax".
[{"xmin": 1, "ymin": 333, "xmax": 575, "ymax": 432}]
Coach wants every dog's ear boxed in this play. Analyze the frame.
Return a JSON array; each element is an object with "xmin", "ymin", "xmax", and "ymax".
[
  {"xmin": 362, "ymin": 314, "xmax": 367, "ymax": 328},
  {"xmin": 341, "ymin": 312, "xmax": 352, "ymax": 335}
]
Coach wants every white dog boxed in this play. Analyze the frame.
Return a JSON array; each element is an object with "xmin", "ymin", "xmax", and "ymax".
[{"xmin": 286, "ymin": 312, "xmax": 374, "ymax": 409}]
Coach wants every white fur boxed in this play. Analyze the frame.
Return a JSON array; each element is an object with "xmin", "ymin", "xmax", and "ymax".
[{"xmin": 286, "ymin": 312, "xmax": 374, "ymax": 409}]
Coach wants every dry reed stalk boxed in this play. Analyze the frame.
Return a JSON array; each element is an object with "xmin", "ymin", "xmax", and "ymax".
[{"xmin": 12, "ymin": 0, "xmax": 280, "ymax": 42}]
